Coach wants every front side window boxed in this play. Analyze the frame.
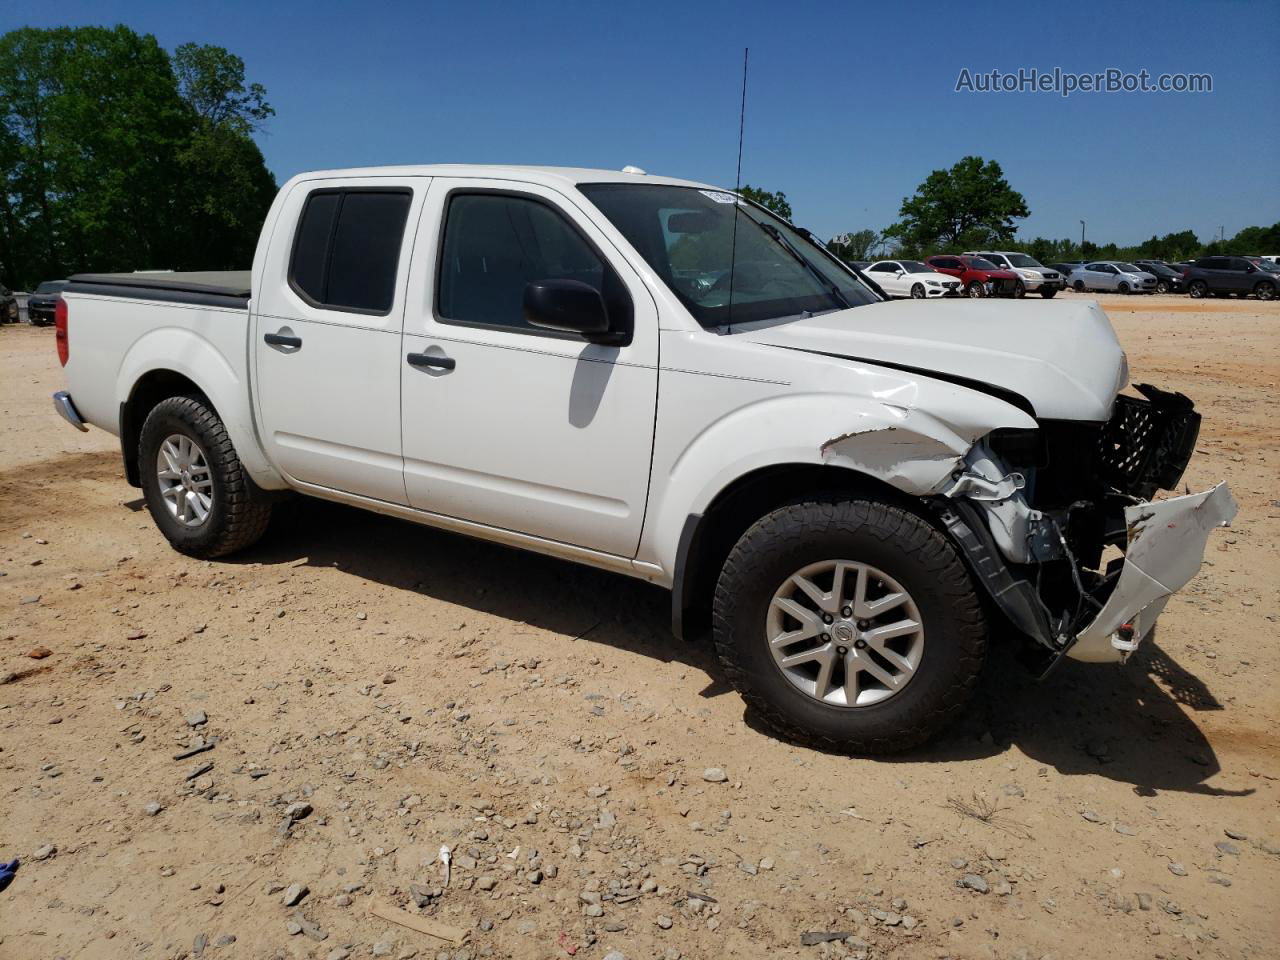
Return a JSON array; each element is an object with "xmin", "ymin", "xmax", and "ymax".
[
  {"xmin": 436, "ymin": 192, "xmax": 629, "ymax": 335},
  {"xmin": 1005, "ymin": 254, "xmax": 1044, "ymax": 268},
  {"xmin": 289, "ymin": 189, "xmax": 411, "ymax": 314},
  {"xmin": 578, "ymin": 183, "xmax": 877, "ymax": 328}
]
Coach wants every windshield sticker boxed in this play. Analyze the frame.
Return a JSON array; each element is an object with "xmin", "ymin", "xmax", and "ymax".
[{"xmin": 699, "ymin": 190, "xmax": 738, "ymax": 204}]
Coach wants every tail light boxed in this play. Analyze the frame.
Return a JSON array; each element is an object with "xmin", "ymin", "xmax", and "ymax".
[
  {"xmin": 55, "ymin": 298, "xmax": 69, "ymax": 366},
  {"xmin": 1181, "ymin": 268, "xmax": 1190, "ymax": 278}
]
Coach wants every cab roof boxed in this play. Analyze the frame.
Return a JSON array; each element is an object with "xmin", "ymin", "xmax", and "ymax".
[{"xmin": 283, "ymin": 164, "xmax": 721, "ymax": 192}]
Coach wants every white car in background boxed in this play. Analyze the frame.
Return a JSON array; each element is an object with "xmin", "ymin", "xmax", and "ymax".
[
  {"xmin": 1068, "ymin": 261, "xmax": 1158, "ymax": 295},
  {"xmin": 863, "ymin": 260, "xmax": 961, "ymax": 299}
]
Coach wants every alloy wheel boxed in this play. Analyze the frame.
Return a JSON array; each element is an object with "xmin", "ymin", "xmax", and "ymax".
[
  {"xmin": 156, "ymin": 434, "xmax": 213, "ymax": 527},
  {"xmin": 767, "ymin": 560, "xmax": 925, "ymax": 708}
]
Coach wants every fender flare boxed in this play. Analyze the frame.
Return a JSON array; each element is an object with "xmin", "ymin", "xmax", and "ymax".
[{"xmin": 116, "ymin": 327, "xmax": 284, "ymax": 490}]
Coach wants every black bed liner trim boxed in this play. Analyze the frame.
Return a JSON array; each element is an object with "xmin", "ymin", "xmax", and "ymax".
[{"xmin": 66, "ymin": 273, "xmax": 250, "ymax": 310}]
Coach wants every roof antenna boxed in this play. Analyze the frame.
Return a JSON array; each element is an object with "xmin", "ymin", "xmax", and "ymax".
[{"xmin": 726, "ymin": 47, "xmax": 748, "ymax": 334}]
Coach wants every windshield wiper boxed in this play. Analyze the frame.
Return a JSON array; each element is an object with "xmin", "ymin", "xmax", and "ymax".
[{"xmin": 738, "ymin": 213, "xmax": 852, "ymax": 311}]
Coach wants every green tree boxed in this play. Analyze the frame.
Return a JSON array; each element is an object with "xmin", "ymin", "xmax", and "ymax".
[
  {"xmin": 0, "ymin": 26, "xmax": 276, "ymax": 289},
  {"xmin": 738, "ymin": 184, "xmax": 792, "ymax": 220},
  {"xmin": 827, "ymin": 229, "xmax": 879, "ymax": 262},
  {"xmin": 884, "ymin": 156, "xmax": 1029, "ymax": 256}
]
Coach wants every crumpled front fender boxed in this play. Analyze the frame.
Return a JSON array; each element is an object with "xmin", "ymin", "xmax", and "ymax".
[{"xmin": 1067, "ymin": 482, "xmax": 1238, "ymax": 663}]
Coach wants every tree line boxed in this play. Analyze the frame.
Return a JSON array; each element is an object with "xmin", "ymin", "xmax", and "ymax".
[
  {"xmin": 0, "ymin": 26, "xmax": 276, "ymax": 290},
  {"xmin": 742, "ymin": 156, "xmax": 1278, "ymax": 265}
]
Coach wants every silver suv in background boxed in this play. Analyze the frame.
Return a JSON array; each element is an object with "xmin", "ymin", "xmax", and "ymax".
[
  {"xmin": 1068, "ymin": 261, "xmax": 1158, "ymax": 295},
  {"xmin": 963, "ymin": 251, "xmax": 1064, "ymax": 298}
]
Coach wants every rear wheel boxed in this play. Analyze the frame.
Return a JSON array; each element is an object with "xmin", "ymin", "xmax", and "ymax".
[
  {"xmin": 1188, "ymin": 280, "xmax": 1207, "ymax": 298},
  {"xmin": 712, "ymin": 498, "xmax": 987, "ymax": 754},
  {"xmin": 910, "ymin": 283, "xmax": 926, "ymax": 299},
  {"xmin": 139, "ymin": 396, "xmax": 272, "ymax": 558},
  {"xmin": 965, "ymin": 281, "xmax": 985, "ymax": 299}
]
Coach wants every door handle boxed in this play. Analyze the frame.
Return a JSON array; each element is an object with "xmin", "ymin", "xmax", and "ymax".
[
  {"xmin": 407, "ymin": 352, "xmax": 456, "ymax": 370},
  {"xmin": 264, "ymin": 332, "xmax": 302, "ymax": 348}
]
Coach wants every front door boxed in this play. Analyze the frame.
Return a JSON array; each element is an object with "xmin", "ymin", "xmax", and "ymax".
[
  {"xmin": 399, "ymin": 180, "xmax": 658, "ymax": 558},
  {"xmin": 253, "ymin": 179, "xmax": 425, "ymax": 504}
]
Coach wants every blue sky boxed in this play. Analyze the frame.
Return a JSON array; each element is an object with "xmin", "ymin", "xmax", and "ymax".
[{"xmin": 5, "ymin": 0, "xmax": 1278, "ymax": 246}]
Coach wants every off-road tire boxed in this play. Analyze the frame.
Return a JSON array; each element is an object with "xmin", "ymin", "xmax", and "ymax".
[
  {"xmin": 139, "ymin": 395, "xmax": 272, "ymax": 558},
  {"xmin": 712, "ymin": 498, "xmax": 987, "ymax": 754}
]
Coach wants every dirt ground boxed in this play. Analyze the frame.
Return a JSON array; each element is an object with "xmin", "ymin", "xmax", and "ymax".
[{"xmin": 2, "ymin": 292, "xmax": 1278, "ymax": 960}]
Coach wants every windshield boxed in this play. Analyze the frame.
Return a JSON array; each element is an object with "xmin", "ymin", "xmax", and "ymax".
[
  {"xmin": 966, "ymin": 257, "xmax": 998, "ymax": 270},
  {"xmin": 35, "ymin": 281, "xmax": 67, "ymax": 294},
  {"xmin": 1005, "ymin": 254, "xmax": 1043, "ymax": 268},
  {"xmin": 1257, "ymin": 260, "xmax": 1280, "ymax": 273},
  {"xmin": 1117, "ymin": 263, "xmax": 1142, "ymax": 273},
  {"xmin": 577, "ymin": 183, "xmax": 878, "ymax": 328}
]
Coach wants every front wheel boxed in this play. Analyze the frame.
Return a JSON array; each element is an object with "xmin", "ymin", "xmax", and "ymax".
[
  {"xmin": 910, "ymin": 283, "xmax": 926, "ymax": 299},
  {"xmin": 1013, "ymin": 281, "xmax": 1026, "ymax": 299},
  {"xmin": 1072, "ymin": 280, "xmax": 1086, "ymax": 293},
  {"xmin": 1253, "ymin": 281, "xmax": 1275, "ymax": 301},
  {"xmin": 1040, "ymin": 287, "xmax": 1057, "ymax": 299},
  {"xmin": 139, "ymin": 396, "xmax": 272, "ymax": 558},
  {"xmin": 712, "ymin": 499, "xmax": 987, "ymax": 754},
  {"xmin": 966, "ymin": 281, "xmax": 985, "ymax": 299}
]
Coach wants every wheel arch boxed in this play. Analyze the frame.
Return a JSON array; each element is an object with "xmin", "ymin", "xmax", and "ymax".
[
  {"xmin": 115, "ymin": 328, "xmax": 284, "ymax": 491},
  {"xmin": 670, "ymin": 462, "xmax": 929, "ymax": 641}
]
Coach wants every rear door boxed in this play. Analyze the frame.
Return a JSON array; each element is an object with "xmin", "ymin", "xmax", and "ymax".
[
  {"xmin": 398, "ymin": 178, "xmax": 658, "ymax": 558},
  {"xmin": 252, "ymin": 178, "xmax": 425, "ymax": 503}
]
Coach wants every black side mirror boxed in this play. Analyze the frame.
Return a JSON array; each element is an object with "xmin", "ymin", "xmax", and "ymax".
[{"xmin": 524, "ymin": 279, "xmax": 619, "ymax": 343}]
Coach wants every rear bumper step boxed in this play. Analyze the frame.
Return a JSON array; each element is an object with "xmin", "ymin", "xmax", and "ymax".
[{"xmin": 53, "ymin": 391, "xmax": 89, "ymax": 432}]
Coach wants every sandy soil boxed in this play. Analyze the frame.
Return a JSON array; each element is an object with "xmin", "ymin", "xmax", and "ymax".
[{"xmin": 2, "ymin": 293, "xmax": 1278, "ymax": 960}]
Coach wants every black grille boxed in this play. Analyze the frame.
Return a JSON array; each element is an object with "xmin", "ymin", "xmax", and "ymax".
[{"xmin": 1095, "ymin": 384, "xmax": 1200, "ymax": 499}]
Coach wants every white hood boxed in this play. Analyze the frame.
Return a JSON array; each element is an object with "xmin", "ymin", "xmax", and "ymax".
[{"xmin": 742, "ymin": 298, "xmax": 1127, "ymax": 421}]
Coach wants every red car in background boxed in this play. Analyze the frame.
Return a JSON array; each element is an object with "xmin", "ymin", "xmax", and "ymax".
[{"xmin": 924, "ymin": 255, "xmax": 1020, "ymax": 298}]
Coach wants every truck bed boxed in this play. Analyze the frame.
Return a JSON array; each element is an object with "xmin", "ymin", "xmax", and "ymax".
[{"xmin": 66, "ymin": 271, "xmax": 251, "ymax": 309}]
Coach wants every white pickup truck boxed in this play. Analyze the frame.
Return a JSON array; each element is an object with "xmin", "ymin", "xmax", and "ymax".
[{"xmin": 52, "ymin": 164, "xmax": 1236, "ymax": 753}]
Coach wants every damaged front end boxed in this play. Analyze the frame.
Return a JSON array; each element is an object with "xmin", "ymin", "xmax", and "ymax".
[{"xmin": 935, "ymin": 383, "xmax": 1237, "ymax": 672}]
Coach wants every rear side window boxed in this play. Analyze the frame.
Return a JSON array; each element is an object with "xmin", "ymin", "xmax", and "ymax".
[
  {"xmin": 436, "ymin": 192, "xmax": 630, "ymax": 335},
  {"xmin": 290, "ymin": 189, "xmax": 411, "ymax": 314}
]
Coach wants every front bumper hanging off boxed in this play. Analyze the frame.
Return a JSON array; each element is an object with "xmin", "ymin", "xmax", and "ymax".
[{"xmin": 1066, "ymin": 482, "xmax": 1237, "ymax": 663}]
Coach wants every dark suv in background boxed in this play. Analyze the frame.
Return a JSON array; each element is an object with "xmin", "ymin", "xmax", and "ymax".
[
  {"xmin": 1, "ymin": 284, "xmax": 18, "ymax": 323},
  {"xmin": 1133, "ymin": 260, "xmax": 1187, "ymax": 294},
  {"xmin": 1183, "ymin": 257, "xmax": 1278, "ymax": 300},
  {"xmin": 26, "ymin": 279, "xmax": 68, "ymax": 325}
]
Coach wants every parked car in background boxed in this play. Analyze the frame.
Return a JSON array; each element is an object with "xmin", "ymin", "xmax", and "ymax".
[
  {"xmin": 51, "ymin": 162, "xmax": 1236, "ymax": 755},
  {"xmin": 1050, "ymin": 261, "xmax": 1084, "ymax": 280},
  {"xmin": 1262, "ymin": 255, "xmax": 1279, "ymax": 264},
  {"xmin": 963, "ymin": 251, "xmax": 1063, "ymax": 298},
  {"xmin": 1, "ymin": 284, "xmax": 18, "ymax": 323},
  {"xmin": 924, "ymin": 255, "xmax": 1020, "ymax": 298},
  {"xmin": 1183, "ymin": 256, "xmax": 1278, "ymax": 300},
  {"xmin": 1132, "ymin": 260, "xmax": 1186, "ymax": 294},
  {"xmin": 1068, "ymin": 262, "xmax": 1157, "ymax": 295},
  {"xmin": 27, "ymin": 279, "xmax": 69, "ymax": 325},
  {"xmin": 863, "ymin": 260, "xmax": 962, "ymax": 298}
]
